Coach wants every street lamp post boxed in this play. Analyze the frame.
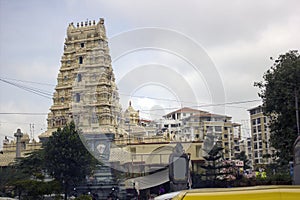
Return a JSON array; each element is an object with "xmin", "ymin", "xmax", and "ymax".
[{"xmin": 295, "ymin": 88, "xmax": 300, "ymax": 136}]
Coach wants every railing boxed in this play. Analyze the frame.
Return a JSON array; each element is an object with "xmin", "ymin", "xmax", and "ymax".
[
  {"xmin": 130, "ymin": 153, "xmax": 170, "ymax": 165},
  {"xmin": 114, "ymin": 136, "xmax": 167, "ymax": 145}
]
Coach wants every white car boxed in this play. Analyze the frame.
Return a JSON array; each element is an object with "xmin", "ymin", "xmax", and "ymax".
[{"xmin": 154, "ymin": 191, "xmax": 181, "ymax": 200}]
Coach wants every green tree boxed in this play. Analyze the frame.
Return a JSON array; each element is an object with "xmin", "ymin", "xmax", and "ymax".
[
  {"xmin": 201, "ymin": 144, "xmax": 232, "ymax": 187},
  {"xmin": 17, "ymin": 149, "xmax": 45, "ymax": 180},
  {"xmin": 12, "ymin": 179, "xmax": 61, "ymax": 200},
  {"xmin": 43, "ymin": 122, "xmax": 97, "ymax": 200},
  {"xmin": 255, "ymin": 50, "xmax": 300, "ymax": 165},
  {"xmin": 1, "ymin": 122, "xmax": 97, "ymax": 199},
  {"xmin": 0, "ymin": 151, "xmax": 61, "ymax": 199},
  {"xmin": 0, "ymin": 165, "xmax": 27, "ymax": 197},
  {"xmin": 11, "ymin": 150, "xmax": 54, "ymax": 199}
]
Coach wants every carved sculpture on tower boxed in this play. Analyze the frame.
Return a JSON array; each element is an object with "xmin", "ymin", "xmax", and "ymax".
[{"xmin": 39, "ymin": 19, "xmax": 122, "ymax": 141}]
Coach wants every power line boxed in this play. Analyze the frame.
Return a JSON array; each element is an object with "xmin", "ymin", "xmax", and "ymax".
[
  {"xmin": 0, "ymin": 78, "xmax": 53, "ymax": 99},
  {"xmin": 0, "ymin": 77, "xmax": 261, "ymax": 110},
  {"xmin": 0, "ymin": 100, "xmax": 260, "ymax": 116},
  {"xmin": 0, "ymin": 121, "xmax": 46, "ymax": 126},
  {"xmin": 0, "ymin": 77, "xmax": 259, "ymax": 107},
  {"xmin": 119, "ymin": 92, "xmax": 208, "ymax": 105},
  {"xmin": 139, "ymin": 99, "xmax": 261, "ymax": 112},
  {"xmin": 0, "ymin": 100, "xmax": 260, "ymax": 115},
  {"xmin": 0, "ymin": 76, "xmax": 55, "ymax": 86},
  {"xmin": 119, "ymin": 93, "xmax": 260, "ymax": 109},
  {"xmin": 0, "ymin": 78, "xmax": 53, "ymax": 95},
  {"xmin": 0, "ymin": 113, "xmax": 48, "ymax": 115}
]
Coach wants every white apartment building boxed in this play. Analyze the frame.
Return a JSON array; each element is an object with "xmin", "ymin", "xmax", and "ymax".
[{"xmin": 248, "ymin": 106, "xmax": 275, "ymax": 167}]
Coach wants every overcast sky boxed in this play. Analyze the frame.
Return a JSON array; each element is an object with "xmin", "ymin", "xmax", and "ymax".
[{"xmin": 0, "ymin": 0, "xmax": 300, "ymax": 146}]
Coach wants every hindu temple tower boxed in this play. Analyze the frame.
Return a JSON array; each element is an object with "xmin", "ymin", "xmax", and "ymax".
[{"xmin": 39, "ymin": 18, "xmax": 122, "ymax": 141}]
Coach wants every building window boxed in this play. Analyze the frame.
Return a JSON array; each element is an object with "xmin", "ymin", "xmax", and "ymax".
[
  {"xmin": 257, "ymin": 125, "xmax": 261, "ymax": 132},
  {"xmin": 196, "ymin": 145, "xmax": 201, "ymax": 157},
  {"xmin": 215, "ymin": 126, "xmax": 222, "ymax": 132},
  {"xmin": 254, "ymin": 143, "xmax": 258, "ymax": 149},
  {"xmin": 257, "ymin": 118, "xmax": 261, "ymax": 124},
  {"xmin": 60, "ymin": 97, "xmax": 65, "ymax": 103},
  {"xmin": 253, "ymin": 127, "xmax": 257, "ymax": 133},
  {"xmin": 254, "ymin": 135, "xmax": 257, "ymax": 141},
  {"xmin": 77, "ymin": 73, "xmax": 82, "ymax": 82},
  {"xmin": 207, "ymin": 126, "xmax": 213, "ymax": 132},
  {"xmin": 264, "ymin": 117, "xmax": 267, "ymax": 123},
  {"xmin": 252, "ymin": 119, "xmax": 256, "ymax": 125},
  {"xmin": 80, "ymin": 43, "xmax": 84, "ymax": 48},
  {"xmin": 75, "ymin": 93, "xmax": 80, "ymax": 102},
  {"xmin": 258, "ymin": 135, "xmax": 262, "ymax": 140},
  {"xmin": 224, "ymin": 134, "xmax": 228, "ymax": 139},
  {"xmin": 79, "ymin": 56, "xmax": 83, "ymax": 64}
]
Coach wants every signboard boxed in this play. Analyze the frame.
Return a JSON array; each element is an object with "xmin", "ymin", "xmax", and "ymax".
[
  {"xmin": 235, "ymin": 160, "xmax": 244, "ymax": 167},
  {"xmin": 172, "ymin": 156, "xmax": 187, "ymax": 181}
]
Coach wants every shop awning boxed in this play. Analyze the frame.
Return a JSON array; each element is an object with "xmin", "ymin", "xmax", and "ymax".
[{"xmin": 124, "ymin": 169, "xmax": 169, "ymax": 190}]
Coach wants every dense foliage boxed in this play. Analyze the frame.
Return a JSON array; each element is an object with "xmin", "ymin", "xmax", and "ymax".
[
  {"xmin": 255, "ymin": 50, "xmax": 300, "ymax": 165},
  {"xmin": 44, "ymin": 122, "xmax": 97, "ymax": 200},
  {"xmin": 1, "ymin": 122, "xmax": 97, "ymax": 199}
]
